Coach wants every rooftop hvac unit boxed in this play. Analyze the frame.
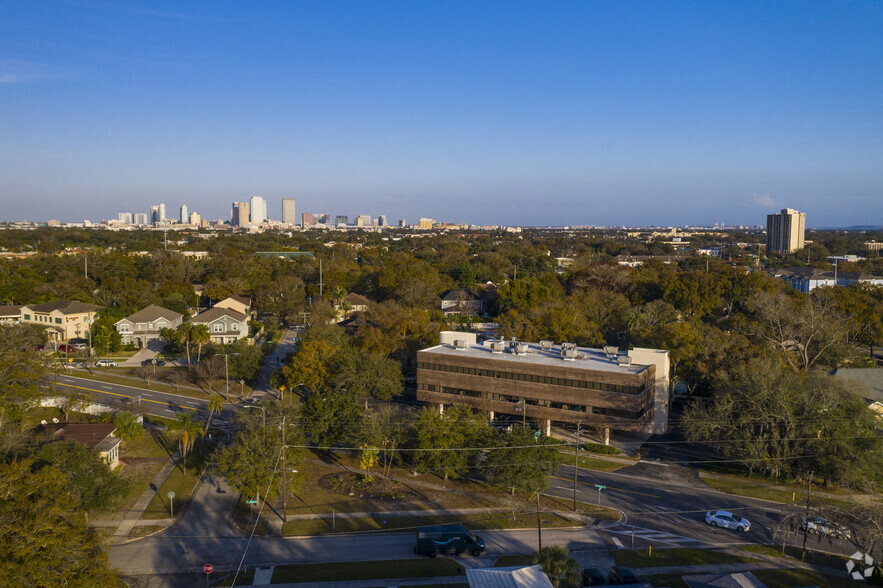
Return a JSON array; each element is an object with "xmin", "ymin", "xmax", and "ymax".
[
  {"xmin": 562, "ymin": 342, "xmax": 577, "ymax": 350},
  {"xmin": 561, "ymin": 348, "xmax": 578, "ymax": 360},
  {"xmin": 515, "ymin": 343, "xmax": 530, "ymax": 355},
  {"xmin": 603, "ymin": 345, "xmax": 619, "ymax": 357},
  {"xmin": 539, "ymin": 340, "xmax": 553, "ymax": 350},
  {"xmin": 489, "ymin": 341, "xmax": 505, "ymax": 353},
  {"xmin": 617, "ymin": 356, "xmax": 632, "ymax": 366},
  {"xmin": 453, "ymin": 340, "xmax": 467, "ymax": 350}
]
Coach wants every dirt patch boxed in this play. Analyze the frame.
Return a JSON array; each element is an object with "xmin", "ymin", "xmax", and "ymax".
[
  {"xmin": 317, "ymin": 472, "xmax": 421, "ymax": 506},
  {"xmin": 122, "ymin": 457, "xmax": 169, "ymax": 465},
  {"xmin": 615, "ymin": 461, "xmax": 705, "ymax": 487}
]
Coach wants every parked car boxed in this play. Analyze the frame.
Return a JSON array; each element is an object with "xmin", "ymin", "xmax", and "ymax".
[
  {"xmin": 94, "ymin": 359, "xmax": 118, "ymax": 368},
  {"xmin": 57, "ymin": 344, "xmax": 74, "ymax": 353},
  {"xmin": 68, "ymin": 337, "xmax": 89, "ymax": 345},
  {"xmin": 801, "ymin": 517, "xmax": 851, "ymax": 539},
  {"xmin": 705, "ymin": 510, "xmax": 751, "ymax": 532},
  {"xmin": 608, "ymin": 566, "xmax": 640, "ymax": 585},
  {"xmin": 71, "ymin": 362, "xmax": 89, "ymax": 369},
  {"xmin": 581, "ymin": 567, "xmax": 609, "ymax": 586},
  {"xmin": 141, "ymin": 358, "xmax": 166, "ymax": 366}
]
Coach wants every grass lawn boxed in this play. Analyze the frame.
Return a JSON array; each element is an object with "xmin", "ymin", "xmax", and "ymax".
[
  {"xmin": 574, "ymin": 455, "xmax": 628, "ymax": 472},
  {"xmin": 142, "ymin": 464, "xmax": 198, "ymax": 519},
  {"xmin": 753, "ymin": 568, "xmax": 860, "ymax": 587},
  {"xmin": 613, "ymin": 548, "xmax": 759, "ymax": 568},
  {"xmin": 271, "ymin": 558, "xmax": 464, "ymax": 583},
  {"xmin": 495, "ymin": 555, "xmax": 534, "ymax": 567},
  {"xmin": 738, "ymin": 544, "xmax": 848, "ymax": 570},
  {"xmin": 282, "ymin": 511, "xmax": 581, "ymax": 536},
  {"xmin": 643, "ymin": 573, "xmax": 689, "ymax": 587},
  {"xmin": 127, "ymin": 525, "xmax": 165, "ymax": 537},
  {"xmin": 699, "ymin": 473, "xmax": 857, "ymax": 509}
]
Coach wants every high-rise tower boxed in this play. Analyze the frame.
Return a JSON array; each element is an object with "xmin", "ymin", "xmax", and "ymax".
[{"xmin": 766, "ymin": 208, "xmax": 806, "ymax": 254}]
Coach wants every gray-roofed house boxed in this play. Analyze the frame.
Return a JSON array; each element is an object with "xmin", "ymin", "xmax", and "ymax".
[
  {"xmin": 465, "ymin": 565, "xmax": 554, "ymax": 588},
  {"xmin": 834, "ymin": 367, "xmax": 883, "ymax": 422},
  {"xmin": 0, "ymin": 304, "xmax": 22, "ymax": 324},
  {"xmin": 190, "ymin": 306, "xmax": 249, "ymax": 344},
  {"xmin": 683, "ymin": 571, "xmax": 766, "ymax": 587},
  {"xmin": 20, "ymin": 299, "xmax": 102, "ymax": 342},
  {"xmin": 114, "ymin": 304, "xmax": 184, "ymax": 348},
  {"xmin": 440, "ymin": 288, "xmax": 484, "ymax": 316},
  {"xmin": 39, "ymin": 422, "xmax": 122, "ymax": 469}
]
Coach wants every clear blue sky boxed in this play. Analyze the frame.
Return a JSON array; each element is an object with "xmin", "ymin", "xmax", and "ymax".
[{"xmin": 1, "ymin": 1, "xmax": 881, "ymax": 226}]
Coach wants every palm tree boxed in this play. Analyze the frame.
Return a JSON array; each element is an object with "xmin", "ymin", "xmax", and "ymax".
[
  {"xmin": 330, "ymin": 285, "xmax": 347, "ymax": 305},
  {"xmin": 176, "ymin": 322, "xmax": 194, "ymax": 365},
  {"xmin": 191, "ymin": 323, "xmax": 211, "ymax": 363},
  {"xmin": 204, "ymin": 395, "xmax": 224, "ymax": 436},
  {"xmin": 534, "ymin": 545, "xmax": 580, "ymax": 588},
  {"xmin": 171, "ymin": 412, "xmax": 203, "ymax": 469}
]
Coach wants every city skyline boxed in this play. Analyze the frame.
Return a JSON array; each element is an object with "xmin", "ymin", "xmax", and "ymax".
[{"xmin": 1, "ymin": 2, "xmax": 882, "ymax": 226}]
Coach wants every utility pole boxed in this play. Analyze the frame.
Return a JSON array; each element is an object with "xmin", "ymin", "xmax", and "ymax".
[
  {"xmin": 281, "ymin": 416, "xmax": 287, "ymax": 523},
  {"xmin": 84, "ymin": 254, "xmax": 88, "ymax": 280},
  {"xmin": 801, "ymin": 471, "xmax": 813, "ymax": 560},
  {"xmin": 319, "ymin": 258, "xmax": 324, "ymax": 299},
  {"xmin": 573, "ymin": 422, "xmax": 581, "ymax": 511},
  {"xmin": 535, "ymin": 491, "xmax": 542, "ymax": 552}
]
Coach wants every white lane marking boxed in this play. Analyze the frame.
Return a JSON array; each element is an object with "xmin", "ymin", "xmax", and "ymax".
[
  {"xmin": 608, "ymin": 526, "xmax": 708, "ymax": 545},
  {"xmin": 654, "ymin": 505, "xmax": 680, "ymax": 512},
  {"xmin": 612, "ymin": 537, "xmax": 623, "ymax": 548},
  {"xmin": 638, "ymin": 460, "xmax": 669, "ymax": 467},
  {"xmin": 101, "ymin": 385, "xmax": 113, "ymax": 390}
]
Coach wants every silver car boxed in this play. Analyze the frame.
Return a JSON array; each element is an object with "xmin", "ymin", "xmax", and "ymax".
[
  {"xmin": 705, "ymin": 510, "xmax": 751, "ymax": 532},
  {"xmin": 94, "ymin": 359, "xmax": 118, "ymax": 368}
]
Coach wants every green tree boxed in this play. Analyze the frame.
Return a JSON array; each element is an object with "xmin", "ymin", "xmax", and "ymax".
[
  {"xmin": 281, "ymin": 339, "xmax": 340, "ymax": 392},
  {"xmin": 533, "ymin": 545, "xmax": 580, "ymax": 588},
  {"xmin": 204, "ymin": 395, "xmax": 225, "ymax": 436},
  {"xmin": 484, "ymin": 425, "xmax": 562, "ymax": 494},
  {"xmin": 175, "ymin": 322, "xmax": 194, "ymax": 365},
  {"xmin": 34, "ymin": 441, "xmax": 130, "ymax": 512},
  {"xmin": 191, "ymin": 323, "xmax": 211, "ymax": 363},
  {"xmin": 0, "ymin": 460, "xmax": 117, "ymax": 587},
  {"xmin": 170, "ymin": 412, "xmax": 202, "ymax": 467},
  {"xmin": 333, "ymin": 348, "xmax": 404, "ymax": 401},
  {"xmin": 413, "ymin": 406, "xmax": 490, "ymax": 480},
  {"xmin": 113, "ymin": 411, "xmax": 143, "ymax": 443},
  {"xmin": 302, "ymin": 387, "xmax": 362, "ymax": 449},
  {"xmin": 225, "ymin": 339, "xmax": 264, "ymax": 381},
  {"xmin": 0, "ymin": 324, "xmax": 48, "ymax": 419}
]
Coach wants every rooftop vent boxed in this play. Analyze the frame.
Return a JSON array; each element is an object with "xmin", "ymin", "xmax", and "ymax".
[
  {"xmin": 617, "ymin": 356, "xmax": 632, "ymax": 366},
  {"xmin": 539, "ymin": 340, "xmax": 553, "ymax": 350},
  {"xmin": 561, "ymin": 348, "xmax": 578, "ymax": 361},
  {"xmin": 52, "ymin": 417, "xmax": 59, "ymax": 423},
  {"xmin": 515, "ymin": 342, "xmax": 530, "ymax": 355},
  {"xmin": 562, "ymin": 342, "xmax": 577, "ymax": 351},
  {"xmin": 453, "ymin": 340, "xmax": 467, "ymax": 350},
  {"xmin": 40, "ymin": 420, "xmax": 47, "ymax": 425},
  {"xmin": 489, "ymin": 341, "xmax": 505, "ymax": 354},
  {"xmin": 603, "ymin": 345, "xmax": 619, "ymax": 358}
]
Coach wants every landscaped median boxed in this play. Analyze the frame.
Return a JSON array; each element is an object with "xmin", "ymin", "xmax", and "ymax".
[{"xmin": 217, "ymin": 558, "xmax": 467, "ymax": 586}]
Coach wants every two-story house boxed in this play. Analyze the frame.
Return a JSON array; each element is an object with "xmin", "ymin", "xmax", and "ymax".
[
  {"xmin": 190, "ymin": 307, "xmax": 249, "ymax": 344},
  {"xmin": 440, "ymin": 289, "xmax": 484, "ymax": 316},
  {"xmin": 214, "ymin": 295, "xmax": 252, "ymax": 318},
  {"xmin": 20, "ymin": 300, "xmax": 102, "ymax": 342},
  {"xmin": 114, "ymin": 305, "xmax": 184, "ymax": 348}
]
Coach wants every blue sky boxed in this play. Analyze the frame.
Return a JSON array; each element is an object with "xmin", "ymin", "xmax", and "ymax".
[{"xmin": 1, "ymin": 1, "xmax": 881, "ymax": 226}]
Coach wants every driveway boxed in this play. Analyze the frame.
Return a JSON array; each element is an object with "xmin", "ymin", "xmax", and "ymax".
[{"xmin": 121, "ymin": 345, "xmax": 163, "ymax": 367}]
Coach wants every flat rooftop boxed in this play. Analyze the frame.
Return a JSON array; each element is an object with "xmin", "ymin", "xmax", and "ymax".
[{"xmin": 421, "ymin": 341, "xmax": 649, "ymax": 375}]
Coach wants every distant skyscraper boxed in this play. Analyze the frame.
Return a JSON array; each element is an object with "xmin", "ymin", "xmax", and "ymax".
[
  {"xmin": 766, "ymin": 208, "xmax": 806, "ymax": 254},
  {"xmin": 282, "ymin": 198, "xmax": 296, "ymax": 225},
  {"xmin": 302, "ymin": 212, "xmax": 317, "ymax": 227},
  {"xmin": 377, "ymin": 215, "xmax": 387, "ymax": 227},
  {"xmin": 356, "ymin": 214, "xmax": 371, "ymax": 227},
  {"xmin": 335, "ymin": 215, "xmax": 348, "ymax": 227},
  {"xmin": 133, "ymin": 213, "xmax": 148, "ymax": 225},
  {"xmin": 158, "ymin": 203, "xmax": 166, "ymax": 222},
  {"xmin": 150, "ymin": 205, "xmax": 161, "ymax": 225},
  {"xmin": 231, "ymin": 202, "xmax": 249, "ymax": 227},
  {"xmin": 399, "ymin": 218, "xmax": 406, "ymax": 227},
  {"xmin": 117, "ymin": 212, "xmax": 133, "ymax": 224},
  {"xmin": 249, "ymin": 195, "xmax": 267, "ymax": 224},
  {"xmin": 418, "ymin": 217, "xmax": 434, "ymax": 229},
  {"xmin": 189, "ymin": 212, "xmax": 201, "ymax": 226},
  {"xmin": 179, "ymin": 204, "xmax": 188, "ymax": 224}
]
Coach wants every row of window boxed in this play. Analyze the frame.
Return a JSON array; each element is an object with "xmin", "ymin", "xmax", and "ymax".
[
  {"xmin": 417, "ymin": 361, "xmax": 647, "ymax": 395},
  {"xmin": 118, "ymin": 321, "xmax": 169, "ymax": 333},
  {"xmin": 117, "ymin": 321, "xmax": 237, "ymax": 334},
  {"xmin": 23, "ymin": 314, "xmax": 63, "ymax": 325},
  {"xmin": 418, "ymin": 384, "xmax": 649, "ymax": 421}
]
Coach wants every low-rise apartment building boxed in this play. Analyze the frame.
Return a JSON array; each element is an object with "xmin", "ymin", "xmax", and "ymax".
[
  {"xmin": 190, "ymin": 307, "xmax": 249, "ymax": 344},
  {"xmin": 114, "ymin": 305, "xmax": 184, "ymax": 348},
  {"xmin": 417, "ymin": 333, "xmax": 669, "ymax": 437},
  {"xmin": 19, "ymin": 300, "xmax": 101, "ymax": 342}
]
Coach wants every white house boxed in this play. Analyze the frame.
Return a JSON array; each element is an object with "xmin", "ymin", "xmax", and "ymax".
[
  {"xmin": 190, "ymin": 307, "xmax": 249, "ymax": 344},
  {"xmin": 114, "ymin": 305, "xmax": 184, "ymax": 348}
]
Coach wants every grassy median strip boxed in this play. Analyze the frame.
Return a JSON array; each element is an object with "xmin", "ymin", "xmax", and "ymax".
[
  {"xmin": 282, "ymin": 511, "xmax": 581, "ymax": 536},
  {"xmin": 495, "ymin": 555, "xmax": 534, "ymax": 567},
  {"xmin": 738, "ymin": 544, "xmax": 848, "ymax": 569},
  {"xmin": 271, "ymin": 559, "xmax": 464, "ymax": 583},
  {"xmin": 614, "ymin": 547, "xmax": 759, "ymax": 568},
  {"xmin": 752, "ymin": 568, "xmax": 857, "ymax": 588}
]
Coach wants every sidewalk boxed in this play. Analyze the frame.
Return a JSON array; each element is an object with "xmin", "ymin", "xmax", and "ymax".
[{"xmin": 112, "ymin": 455, "xmax": 180, "ymax": 541}]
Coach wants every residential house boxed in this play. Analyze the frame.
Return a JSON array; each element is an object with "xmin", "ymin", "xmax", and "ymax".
[
  {"xmin": 114, "ymin": 305, "xmax": 184, "ymax": 348},
  {"xmin": 39, "ymin": 423, "xmax": 122, "ymax": 468},
  {"xmin": 465, "ymin": 565, "xmax": 554, "ymax": 588},
  {"xmin": 0, "ymin": 305, "xmax": 22, "ymax": 324},
  {"xmin": 767, "ymin": 267, "xmax": 836, "ymax": 293},
  {"xmin": 342, "ymin": 293, "xmax": 371, "ymax": 312},
  {"xmin": 214, "ymin": 294, "xmax": 252, "ymax": 318},
  {"xmin": 20, "ymin": 300, "xmax": 102, "ymax": 342},
  {"xmin": 190, "ymin": 306, "xmax": 249, "ymax": 344},
  {"xmin": 440, "ymin": 289, "xmax": 484, "ymax": 316}
]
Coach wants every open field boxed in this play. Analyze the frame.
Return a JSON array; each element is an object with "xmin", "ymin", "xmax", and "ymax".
[{"xmin": 613, "ymin": 547, "xmax": 759, "ymax": 568}]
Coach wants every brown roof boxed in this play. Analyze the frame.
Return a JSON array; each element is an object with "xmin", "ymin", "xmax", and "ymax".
[
  {"xmin": 26, "ymin": 300, "xmax": 101, "ymax": 314},
  {"xmin": 41, "ymin": 423, "xmax": 117, "ymax": 449},
  {"xmin": 192, "ymin": 306, "xmax": 247, "ymax": 324},
  {"xmin": 0, "ymin": 305, "xmax": 22, "ymax": 316},
  {"xmin": 343, "ymin": 293, "xmax": 371, "ymax": 306},
  {"xmin": 121, "ymin": 304, "xmax": 183, "ymax": 324},
  {"xmin": 230, "ymin": 294, "xmax": 251, "ymax": 305}
]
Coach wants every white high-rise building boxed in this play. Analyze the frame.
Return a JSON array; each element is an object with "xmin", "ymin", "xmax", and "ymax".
[
  {"xmin": 133, "ymin": 213, "xmax": 149, "ymax": 225},
  {"xmin": 356, "ymin": 214, "xmax": 372, "ymax": 227},
  {"xmin": 766, "ymin": 208, "xmax": 806, "ymax": 254},
  {"xmin": 180, "ymin": 204, "xmax": 188, "ymax": 224},
  {"xmin": 249, "ymin": 195, "xmax": 267, "ymax": 224},
  {"xmin": 377, "ymin": 215, "xmax": 387, "ymax": 227},
  {"xmin": 189, "ymin": 212, "xmax": 201, "ymax": 226},
  {"xmin": 117, "ymin": 212, "xmax": 133, "ymax": 224},
  {"xmin": 282, "ymin": 198, "xmax": 296, "ymax": 225}
]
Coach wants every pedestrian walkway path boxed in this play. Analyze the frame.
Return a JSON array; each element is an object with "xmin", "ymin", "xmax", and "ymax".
[
  {"xmin": 112, "ymin": 455, "xmax": 180, "ymax": 541},
  {"xmin": 252, "ymin": 577, "xmax": 468, "ymax": 587}
]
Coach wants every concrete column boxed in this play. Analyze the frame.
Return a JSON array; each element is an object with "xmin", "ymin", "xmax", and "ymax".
[
  {"xmin": 544, "ymin": 419, "xmax": 551, "ymax": 436},
  {"xmin": 488, "ymin": 411, "xmax": 495, "ymax": 421},
  {"xmin": 603, "ymin": 427, "xmax": 610, "ymax": 446},
  {"xmin": 438, "ymin": 403, "xmax": 444, "ymax": 415}
]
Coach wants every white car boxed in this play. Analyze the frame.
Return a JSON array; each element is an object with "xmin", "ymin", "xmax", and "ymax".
[
  {"xmin": 94, "ymin": 359, "xmax": 118, "ymax": 368},
  {"xmin": 802, "ymin": 517, "xmax": 851, "ymax": 539},
  {"xmin": 705, "ymin": 510, "xmax": 751, "ymax": 532}
]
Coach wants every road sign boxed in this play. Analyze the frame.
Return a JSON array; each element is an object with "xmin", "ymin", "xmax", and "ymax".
[
  {"xmin": 594, "ymin": 484, "xmax": 606, "ymax": 490},
  {"xmin": 246, "ymin": 499, "xmax": 257, "ymax": 504},
  {"xmin": 533, "ymin": 430, "xmax": 541, "ymax": 439},
  {"xmin": 203, "ymin": 564, "xmax": 213, "ymax": 574},
  {"xmin": 167, "ymin": 491, "xmax": 176, "ymax": 500}
]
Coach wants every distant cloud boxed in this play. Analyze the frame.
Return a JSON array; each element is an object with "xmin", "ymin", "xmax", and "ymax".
[
  {"xmin": 0, "ymin": 60, "xmax": 63, "ymax": 84},
  {"xmin": 750, "ymin": 193, "xmax": 777, "ymax": 208}
]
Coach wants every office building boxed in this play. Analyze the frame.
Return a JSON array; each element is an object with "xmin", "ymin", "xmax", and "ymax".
[
  {"xmin": 117, "ymin": 212, "xmax": 133, "ymax": 224},
  {"xmin": 766, "ymin": 208, "xmax": 806, "ymax": 254},
  {"xmin": 335, "ymin": 215, "xmax": 349, "ymax": 227},
  {"xmin": 231, "ymin": 202, "xmax": 250, "ymax": 227},
  {"xmin": 133, "ymin": 213, "xmax": 149, "ymax": 226},
  {"xmin": 179, "ymin": 204, "xmax": 188, "ymax": 224},
  {"xmin": 399, "ymin": 219, "xmax": 407, "ymax": 227},
  {"xmin": 418, "ymin": 217, "xmax": 435, "ymax": 229},
  {"xmin": 282, "ymin": 198, "xmax": 296, "ymax": 225},
  {"xmin": 417, "ymin": 333, "xmax": 670, "ymax": 436},
  {"xmin": 150, "ymin": 204, "xmax": 166, "ymax": 225},
  {"xmin": 377, "ymin": 215, "xmax": 388, "ymax": 227},
  {"xmin": 355, "ymin": 214, "xmax": 372, "ymax": 227},
  {"xmin": 302, "ymin": 212, "xmax": 317, "ymax": 227},
  {"xmin": 249, "ymin": 195, "xmax": 267, "ymax": 224},
  {"xmin": 189, "ymin": 212, "xmax": 201, "ymax": 226}
]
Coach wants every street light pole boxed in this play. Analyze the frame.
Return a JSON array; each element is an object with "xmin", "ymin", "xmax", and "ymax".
[
  {"xmin": 218, "ymin": 352, "xmax": 239, "ymax": 398},
  {"xmin": 573, "ymin": 422, "xmax": 581, "ymax": 511},
  {"xmin": 801, "ymin": 471, "xmax": 813, "ymax": 560},
  {"xmin": 281, "ymin": 415, "xmax": 287, "ymax": 523}
]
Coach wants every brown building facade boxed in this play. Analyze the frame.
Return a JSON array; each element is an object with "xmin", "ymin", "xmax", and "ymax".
[{"xmin": 417, "ymin": 334, "xmax": 669, "ymax": 435}]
